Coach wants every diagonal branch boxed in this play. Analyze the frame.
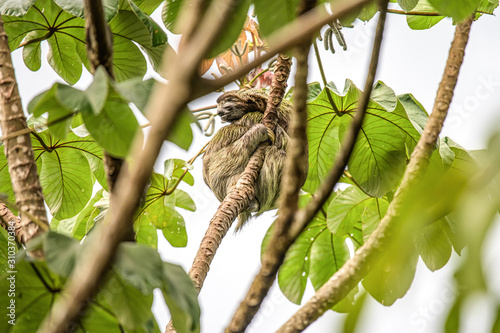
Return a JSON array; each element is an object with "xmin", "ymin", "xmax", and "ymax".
[
  {"xmin": 0, "ymin": 17, "xmax": 49, "ymax": 254},
  {"xmin": 38, "ymin": 0, "xmax": 241, "ymax": 331},
  {"xmin": 226, "ymin": 1, "xmax": 389, "ymax": 331},
  {"xmin": 0, "ymin": 203, "xmax": 22, "ymax": 244},
  {"xmin": 278, "ymin": 15, "xmax": 474, "ymax": 333}
]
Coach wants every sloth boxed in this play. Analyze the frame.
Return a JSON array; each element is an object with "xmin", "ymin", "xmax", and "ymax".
[{"xmin": 202, "ymin": 89, "xmax": 308, "ymax": 230}]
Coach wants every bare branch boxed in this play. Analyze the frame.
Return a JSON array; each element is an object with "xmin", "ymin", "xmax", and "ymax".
[
  {"xmin": 0, "ymin": 17, "xmax": 49, "ymax": 253},
  {"xmin": 278, "ymin": 15, "xmax": 473, "ymax": 333}
]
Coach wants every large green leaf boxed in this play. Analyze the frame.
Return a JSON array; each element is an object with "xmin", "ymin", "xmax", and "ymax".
[
  {"xmin": 161, "ymin": 0, "xmax": 188, "ymax": 34},
  {"xmin": 327, "ymin": 186, "xmax": 388, "ymax": 239},
  {"xmin": 277, "ymin": 216, "xmax": 349, "ymax": 305},
  {"xmin": 100, "ymin": 273, "xmax": 154, "ymax": 331},
  {"xmin": 50, "ymin": 189, "xmax": 105, "ymax": 240},
  {"xmin": 162, "ymin": 262, "xmax": 201, "ymax": 333},
  {"xmin": 81, "ymin": 85, "xmax": 141, "ymax": 158},
  {"xmin": 398, "ymin": 0, "xmax": 419, "ymax": 11},
  {"xmin": 31, "ymin": 131, "xmax": 102, "ymax": 219},
  {"xmin": 3, "ymin": 0, "xmax": 169, "ymax": 83},
  {"xmin": 305, "ymin": 80, "xmax": 422, "ymax": 197},
  {"xmin": 406, "ymin": 0, "xmax": 445, "ymax": 30},
  {"xmin": 428, "ymin": 0, "xmax": 477, "ymax": 21},
  {"xmin": 254, "ymin": 0, "xmax": 301, "ymax": 37},
  {"xmin": 0, "ymin": 0, "xmax": 36, "ymax": 16},
  {"xmin": 414, "ymin": 219, "xmax": 452, "ymax": 271}
]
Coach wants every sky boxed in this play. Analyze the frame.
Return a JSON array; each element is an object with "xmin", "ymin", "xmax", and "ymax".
[{"xmin": 7, "ymin": 4, "xmax": 500, "ymax": 333}]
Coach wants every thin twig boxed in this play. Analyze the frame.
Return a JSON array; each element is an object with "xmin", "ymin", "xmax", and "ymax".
[
  {"xmin": 278, "ymin": 14, "xmax": 474, "ymax": 332},
  {"xmin": 313, "ymin": 40, "xmax": 340, "ymax": 116}
]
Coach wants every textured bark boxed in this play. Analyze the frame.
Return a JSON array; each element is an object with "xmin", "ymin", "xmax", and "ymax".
[
  {"xmin": 0, "ymin": 203, "xmax": 22, "ymax": 244},
  {"xmin": 278, "ymin": 15, "xmax": 473, "ymax": 333},
  {"xmin": 226, "ymin": 3, "xmax": 314, "ymax": 331},
  {"xmin": 0, "ymin": 18, "xmax": 48, "ymax": 250},
  {"xmin": 38, "ymin": 0, "xmax": 238, "ymax": 331}
]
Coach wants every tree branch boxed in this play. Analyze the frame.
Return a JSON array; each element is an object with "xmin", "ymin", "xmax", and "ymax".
[
  {"xmin": 0, "ymin": 203, "xmax": 22, "ymax": 244},
  {"xmin": 278, "ymin": 15, "xmax": 473, "ymax": 333},
  {"xmin": 225, "ymin": 1, "xmax": 388, "ymax": 331},
  {"xmin": 83, "ymin": 0, "xmax": 125, "ymax": 199},
  {"xmin": 0, "ymin": 17, "xmax": 49, "ymax": 254},
  {"xmin": 38, "ymin": 0, "xmax": 240, "ymax": 331}
]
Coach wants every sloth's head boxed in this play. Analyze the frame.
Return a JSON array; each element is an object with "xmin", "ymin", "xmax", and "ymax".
[{"xmin": 216, "ymin": 90, "xmax": 268, "ymax": 122}]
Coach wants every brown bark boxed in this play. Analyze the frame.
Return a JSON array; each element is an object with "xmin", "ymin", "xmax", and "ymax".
[
  {"xmin": 0, "ymin": 203, "xmax": 22, "ymax": 244},
  {"xmin": 38, "ymin": 0, "xmax": 241, "ymax": 331},
  {"xmin": 278, "ymin": 15, "xmax": 473, "ymax": 333},
  {"xmin": 0, "ymin": 17, "xmax": 49, "ymax": 251}
]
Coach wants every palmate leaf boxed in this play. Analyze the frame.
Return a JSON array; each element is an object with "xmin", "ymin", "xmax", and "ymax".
[
  {"xmin": 30, "ymin": 130, "xmax": 104, "ymax": 220},
  {"xmin": 305, "ymin": 80, "xmax": 423, "ymax": 197},
  {"xmin": 2, "ymin": 0, "xmax": 169, "ymax": 84},
  {"xmin": 406, "ymin": 0, "xmax": 445, "ymax": 30},
  {"xmin": 254, "ymin": 0, "xmax": 301, "ymax": 37}
]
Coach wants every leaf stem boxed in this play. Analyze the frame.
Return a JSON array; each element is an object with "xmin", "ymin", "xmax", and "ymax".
[{"xmin": 313, "ymin": 40, "xmax": 341, "ymax": 116}]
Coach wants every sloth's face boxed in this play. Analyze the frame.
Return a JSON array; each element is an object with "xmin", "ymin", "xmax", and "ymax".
[{"xmin": 216, "ymin": 97, "xmax": 247, "ymax": 122}]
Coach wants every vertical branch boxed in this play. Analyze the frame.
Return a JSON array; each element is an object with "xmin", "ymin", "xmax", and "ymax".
[
  {"xmin": 278, "ymin": 15, "xmax": 473, "ymax": 333},
  {"xmin": 227, "ymin": 1, "xmax": 389, "ymax": 331},
  {"xmin": 0, "ymin": 17, "xmax": 49, "ymax": 252},
  {"xmin": 83, "ymin": 0, "xmax": 124, "ymax": 196},
  {"xmin": 0, "ymin": 203, "xmax": 22, "ymax": 244}
]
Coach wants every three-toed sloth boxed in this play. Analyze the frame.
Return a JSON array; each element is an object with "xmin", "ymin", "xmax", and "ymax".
[{"xmin": 202, "ymin": 89, "xmax": 308, "ymax": 230}]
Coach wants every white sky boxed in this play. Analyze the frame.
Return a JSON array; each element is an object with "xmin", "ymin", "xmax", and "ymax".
[{"xmin": 8, "ymin": 5, "xmax": 500, "ymax": 333}]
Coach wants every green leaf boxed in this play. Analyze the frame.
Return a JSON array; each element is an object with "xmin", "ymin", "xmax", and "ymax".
[
  {"xmin": 54, "ymin": 0, "xmax": 119, "ymax": 21},
  {"xmin": 22, "ymin": 30, "xmax": 44, "ymax": 71},
  {"xmin": 161, "ymin": 0, "xmax": 186, "ymax": 34},
  {"xmin": 101, "ymin": 273, "xmax": 154, "ymax": 330},
  {"xmin": 370, "ymin": 81, "xmax": 397, "ymax": 112},
  {"xmin": 254, "ymin": 0, "xmax": 301, "ymax": 37},
  {"xmin": 86, "ymin": 66, "xmax": 110, "ymax": 114},
  {"xmin": 206, "ymin": 0, "xmax": 250, "ymax": 58},
  {"xmin": 327, "ymin": 186, "xmax": 388, "ymax": 237},
  {"xmin": 135, "ymin": 217, "xmax": 158, "ymax": 248},
  {"xmin": 116, "ymin": 77, "xmax": 156, "ymax": 112},
  {"xmin": 47, "ymin": 32, "xmax": 83, "ymax": 85},
  {"xmin": 397, "ymin": 93, "xmax": 429, "ymax": 134},
  {"xmin": 362, "ymin": 247, "xmax": 418, "ymax": 306},
  {"xmin": 51, "ymin": 189, "xmax": 105, "ymax": 240},
  {"xmin": 407, "ymin": 0, "xmax": 445, "ymax": 30},
  {"xmin": 162, "ymin": 262, "xmax": 201, "ymax": 333},
  {"xmin": 131, "ymin": 0, "xmax": 164, "ymax": 15},
  {"xmin": 81, "ymin": 86, "xmax": 141, "ymax": 157},
  {"xmin": 414, "ymin": 220, "xmax": 452, "ymax": 271},
  {"xmin": 164, "ymin": 158, "xmax": 195, "ymax": 186},
  {"xmin": 114, "ymin": 243, "xmax": 164, "ymax": 294},
  {"xmin": 0, "ymin": 0, "xmax": 36, "ymax": 16},
  {"xmin": 167, "ymin": 109, "xmax": 196, "ymax": 150},
  {"xmin": 112, "ymin": 35, "xmax": 148, "ymax": 81},
  {"xmin": 128, "ymin": 0, "xmax": 168, "ymax": 47},
  {"xmin": 342, "ymin": 292, "xmax": 367, "ymax": 333},
  {"xmin": 134, "ymin": 172, "xmax": 191, "ymax": 247},
  {"xmin": 398, "ymin": 0, "xmax": 419, "ymax": 11},
  {"xmin": 305, "ymin": 80, "xmax": 421, "ymax": 197},
  {"xmin": 44, "ymin": 231, "xmax": 80, "ymax": 277},
  {"xmin": 429, "ymin": 0, "xmax": 477, "ymax": 21},
  {"xmin": 32, "ymin": 131, "xmax": 98, "ymax": 219},
  {"xmin": 309, "ymin": 231, "xmax": 349, "ymax": 291}
]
